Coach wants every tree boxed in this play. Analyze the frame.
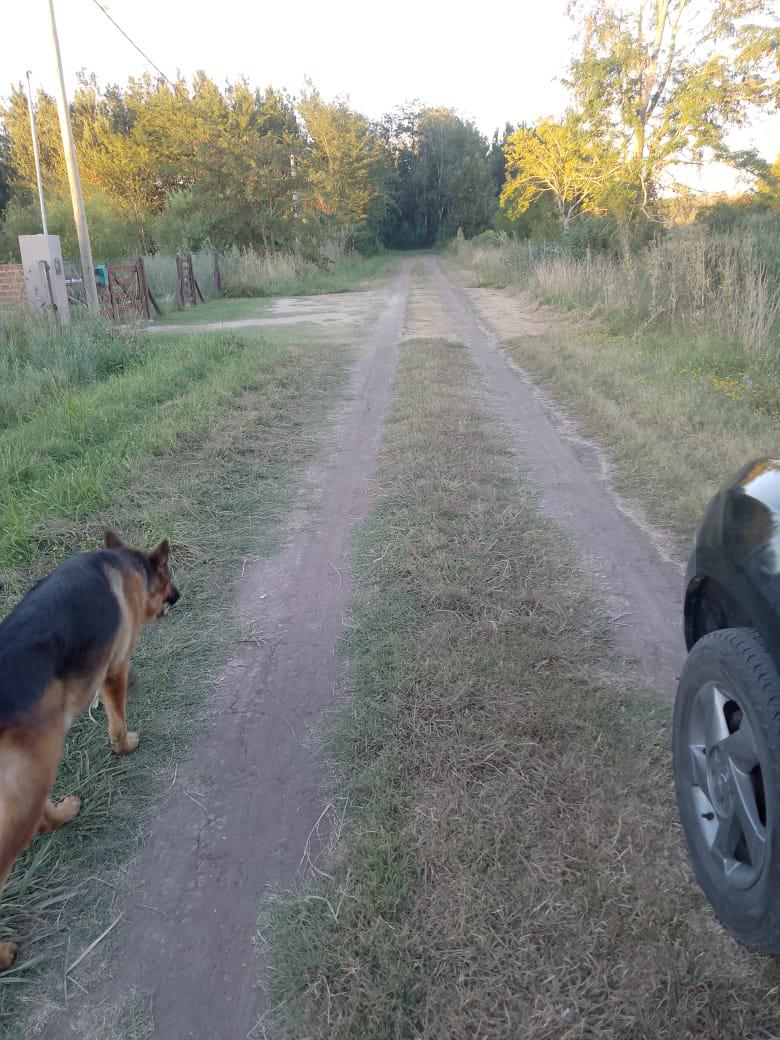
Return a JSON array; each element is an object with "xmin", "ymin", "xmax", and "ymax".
[
  {"xmin": 447, "ymin": 154, "xmax": 497, "ymax": 236},
  {"xmin": 191, "ymin": 84, "xmax": 307, "ymax": 251},
  {"xmin": 488, "ymin": 123, "xmax": 515, "ymax": 197},
  {"xmin": 501, "ymin": 117, "xmax": 616, "ymax": 231},
  {"xmin": 0, "ymin": 128, "xmax": 12, "ymax": 218},
  {"xmin": 0, "ymin": 188, "xmax": 140, "ymax": 261},
  {"xmin": 567, "ymin": 0, "xmax": 780, "ymax": 205},
  {"xmin": 377, "ymin": 106, "xmax": 493, "ymax": 246},
  {"xmin": 757, "ymin": 153, "xmax": 780, "ymax": 208},
  {"xmin": 299, "ymin": 89, "xmax": 394, "ymax": 247},
  {"xmin": 149, "ymin": 188, "xmax": 210, "ymax": 253}
]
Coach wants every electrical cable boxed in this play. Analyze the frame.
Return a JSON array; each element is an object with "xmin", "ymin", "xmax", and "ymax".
[{"xmin": 85, "ymin": 0, "xmax": 176, "ymax": 88}]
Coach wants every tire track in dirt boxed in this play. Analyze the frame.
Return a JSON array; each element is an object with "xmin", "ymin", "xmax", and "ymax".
[
  {"xmin": 54, "ymin": 262, "xmax": 412, "ymax": 1040},
  {"xmin": 432, "ymin": 256, "xmax": 684, "ymax": 695}
]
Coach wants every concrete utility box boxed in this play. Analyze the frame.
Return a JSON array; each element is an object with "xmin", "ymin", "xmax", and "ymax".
[{"xmin": 19, "ymin": 234, "xmax": 71, "ymax": 325}]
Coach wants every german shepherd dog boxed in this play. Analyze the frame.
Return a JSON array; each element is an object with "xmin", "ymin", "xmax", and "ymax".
[{"xmin": 0, "ymin": 531, "xmax": 179, "ymax": 969}]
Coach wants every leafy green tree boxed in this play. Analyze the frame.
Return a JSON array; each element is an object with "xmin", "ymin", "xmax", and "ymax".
[
  {"xmin": 501, "ymin": 117, "xmax": 617, "ymax": 230},
  {"xmin": 567, "ymin": 0, "xmax": 780, "ymax": 205},
  {"xmin": 378, "ymin": 106, "xmax": 493, "ymax": 246},
  {"xmin": 192, "ymin": 85, "xmax": 307, "ymax": 251},
  {"xmin": 149, "ymin": 189, "xmax": 210, "ymax": 253},
  {"xmin": 447, "ymin": 154, "xmax": 497, "ymax": 236},
  {"xmin": 299, "ymin": 89, "xmax": 394, "ymax": 246},
  {"xmin": 0, "ymin": 128, "xmax": 12, "ymax": 218},
  {"xmin": 757, "ymin": 154, "xmax": 780, "ymax": 208},
  {"xmin": 1, "ymin": 84, "xmax": 65, "ymax": 200},
  {"xmin": 488, "ymin": 123, "xmax": 515, "ymax": 196},
  {"xmin": 0, "ymin": 188, "xmax": 140, "ymax": 261}
]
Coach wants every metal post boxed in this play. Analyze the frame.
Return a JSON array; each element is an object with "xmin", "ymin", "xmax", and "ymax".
[
  {"xmin": 25, "ymin": 71, "xmax": 48, "ymax": 235},
  {"xmin": 46, "ymin": 0, "xmax": 99, "ymax": 313}
]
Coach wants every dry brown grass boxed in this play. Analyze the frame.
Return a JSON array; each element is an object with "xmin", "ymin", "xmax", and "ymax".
[
  {"xmin": 261, "ymin": 335, "xmax": 780, "ymax": 1038},
  {"xmin": 450, "ymin": 231, "xmax": 780, "ymax": 358},
  {"xmin": 499, "ymin": 324, "xmax": 780, "ymax": 556}
]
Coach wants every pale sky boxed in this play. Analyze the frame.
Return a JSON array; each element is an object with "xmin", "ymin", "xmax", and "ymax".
[{"xmin": 1, "ymin": 0, "xmax": 778, "ymax": 193}]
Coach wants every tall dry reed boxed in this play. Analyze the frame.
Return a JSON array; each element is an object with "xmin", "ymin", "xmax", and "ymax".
[{"xmin": 454, "ymin": 230, "xmax": 780, "ymax": 357}]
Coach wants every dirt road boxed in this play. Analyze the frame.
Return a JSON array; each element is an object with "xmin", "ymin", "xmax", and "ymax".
[
  {"xmin": 55, "ymin": 257, "xmax": 684, "ymax": 1038},
  {"xmin": 432, "ymin": 257, "xmax": 685, "ymax": 693},
  {"xmin": 55, "ymin": 263, "xmax": 410, "ymax": 1038}
]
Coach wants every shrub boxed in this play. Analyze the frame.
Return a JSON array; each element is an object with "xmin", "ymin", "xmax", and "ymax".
[
  {"xmin": 0, "ymin": 191, "xmax": 141, "ymax": 263},
  {"xmin": 149, "ymin": 190, "xmax": 211, "ymax": 255}
]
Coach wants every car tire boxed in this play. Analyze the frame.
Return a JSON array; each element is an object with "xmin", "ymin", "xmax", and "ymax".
[{"xmin": 673, "ymin": 627, "xmax": 780, "ymax": 952}]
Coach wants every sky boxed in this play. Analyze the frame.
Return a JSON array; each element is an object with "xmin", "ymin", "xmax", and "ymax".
[{"xmin": 2, "ymin": 0, "xmax": 778, "ymax": 193}]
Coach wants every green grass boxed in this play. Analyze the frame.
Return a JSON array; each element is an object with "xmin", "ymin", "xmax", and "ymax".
[
  {"xmin": 0, "ymin": 308, "xmax": 148, "ymax": 430},
  {"xmin": 220, "ymin": 250, "xmax": 396, "ymax": 299},
  {"xmin": 154, "ymin": 296, "xmax": 274, "ymax": 324},
  {"xmin": 261, "ymin": 334, "xmax": 780, "ymax": 1038},
  {"xmin": 0, "ymin": 319, "xmax": 355, "ymax": 1038}
]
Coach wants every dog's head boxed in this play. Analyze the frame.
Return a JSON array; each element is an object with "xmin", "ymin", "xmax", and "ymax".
[{"xmin": 105, "ymin": 531, "xmax": 181, "ymax": 622}]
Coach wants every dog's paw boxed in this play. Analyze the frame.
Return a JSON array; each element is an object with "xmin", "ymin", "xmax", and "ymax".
[
  {"xmin": 113, "ymin": 731, "xmax": 139, "ymax": 755},
  {"xmin": 57, "ymin": 795, "xmax": 82, "ymax": 824},
  {"xmin": 0, "ymin": 942, "xmax": 18, "ymax": 971}
]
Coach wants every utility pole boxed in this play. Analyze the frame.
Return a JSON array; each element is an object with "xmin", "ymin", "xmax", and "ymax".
[
  {"xmin": 25, "ymin": 71, "xmax": 48, "ymax": 235},
  {"xmin": 46, "ymin": 0, "xmax": 99, "ymax": 313}
]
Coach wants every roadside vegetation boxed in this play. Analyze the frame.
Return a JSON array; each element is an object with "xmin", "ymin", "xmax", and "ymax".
[
  {"xmin": 453, "ymin": 222, "xmax": 780, "ymax": 357},
  {"xmin": 143, "ymin": 245, "xmax": 392, "ymax": 313},
  {"xmin": 262, "ymin": 333, "xmax": 780, "ymax": 1038},
  {"xmin": 0, "ymin": 306, "xmax": 147, "ymax": 428},
  {"xmin": 450, "ymin": 219, "xmax": 780, "ymax": 554},
  {"xmin": 0, "ymin": 312, "xmax": 354, "ymax": 1036},
  {"xmin": 217, "ymin": 245, "xmax": 392, "ymax": 299}
]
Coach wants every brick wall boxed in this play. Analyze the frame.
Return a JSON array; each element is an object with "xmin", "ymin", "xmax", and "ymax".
[{"xmin": 0, "ymin": 264, "xmax": 25, "ymax": 303}]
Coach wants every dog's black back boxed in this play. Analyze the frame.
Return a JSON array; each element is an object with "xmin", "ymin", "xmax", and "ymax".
[{"xmin": 0, "ymin": 551, "xmax": 125, "ymax": 727}]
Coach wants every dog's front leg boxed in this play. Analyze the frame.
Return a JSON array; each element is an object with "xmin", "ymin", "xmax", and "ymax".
[{"xmin": 101, "ymin": 666, "xmax": 139, "ymax": 755}]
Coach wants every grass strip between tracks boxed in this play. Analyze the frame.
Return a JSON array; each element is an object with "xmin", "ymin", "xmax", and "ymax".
[{"xmin": 262, "ymin": 335, "xmax": 780, "ymax": 1039}]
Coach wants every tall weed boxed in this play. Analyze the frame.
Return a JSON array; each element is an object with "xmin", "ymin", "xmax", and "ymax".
[
  {"xmin": 454, "ymin": 229, "xmax": 780, "ymax": 358},
  {"xmin": 0, "ymin": 306, "xmax": 146, "ymax": 429},
  {"xmin": 218, "ymin": 240, "xmax": 356, "ymax": 297},
  {"xmin": 142, "ymin": 251, "xmax": 219, "ymax": 303}
]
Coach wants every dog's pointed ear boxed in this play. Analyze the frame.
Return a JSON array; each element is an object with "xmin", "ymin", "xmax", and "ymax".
[
  {"xmin": 150, "ymin": 539, "xmax": 170, "ymax": 569},
  {"xmin": 105, "ymin": 530, "xmax": 124, "ymax": 549}
]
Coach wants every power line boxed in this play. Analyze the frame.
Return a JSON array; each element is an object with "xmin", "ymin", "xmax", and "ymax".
[{"xmin": 86, "ymin": 0, "xmax": 176, "ymax": 89}]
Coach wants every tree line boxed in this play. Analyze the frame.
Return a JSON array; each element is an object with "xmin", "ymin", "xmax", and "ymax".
[
  {"xmin": 0, "ymin": 76, "xmax": 502, "ymax": 260},
  {"xmin": 0, "ymin": 0, "xmax": 777, "ymax": 262}
]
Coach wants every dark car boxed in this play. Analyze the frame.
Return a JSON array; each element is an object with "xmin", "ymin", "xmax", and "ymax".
[{"xmin": 675, "ymin": 457, "xmax": 780, "ymax": 951}]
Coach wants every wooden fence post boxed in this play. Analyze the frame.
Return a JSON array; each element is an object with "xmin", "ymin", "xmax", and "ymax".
[
  {"xmin": 212, "ymin": 251, "xmax": 221, "ymax": 295},
  {"xmin": 174, "ymin": 252, "xmax": 185, "ymax": 309},
  {"xmin": 107, "ymin": 265, "xmax": 118, "ymax": 320},
  {"xmin": 187, "ymin": 251, "xmax": 205, "ymax": 305},
  {"xmin": 135, "ymin": 258, "xmax": 149, "ymax": 319},
  {"xmin": 137, "ymin": 256, "xmax": 161, "ymax": 317}
]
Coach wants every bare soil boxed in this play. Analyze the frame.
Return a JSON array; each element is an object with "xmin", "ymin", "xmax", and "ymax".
[
  {"xmin": 149, "ymin": 291, "xmax": 380, "ymax": 333},
  {"xmin": 53, "ymin": 256, "xmax": 685, "ymax": 1038}
]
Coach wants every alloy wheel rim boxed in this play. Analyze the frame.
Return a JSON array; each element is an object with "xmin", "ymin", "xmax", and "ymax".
[{"xmin": 685, "ymin": 681, "xmax": 767, "ymax": 890}]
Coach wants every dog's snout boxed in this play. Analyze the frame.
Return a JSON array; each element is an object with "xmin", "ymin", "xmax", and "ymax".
[{"xmin": 166, "ymin": 584, "xmax": 180, "ymax": 607}]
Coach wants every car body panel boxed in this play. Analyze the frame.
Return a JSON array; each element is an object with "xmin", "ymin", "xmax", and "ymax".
[{"xmin": 686, "ymin": 458, "xmax": 780, "ymax": 670}]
